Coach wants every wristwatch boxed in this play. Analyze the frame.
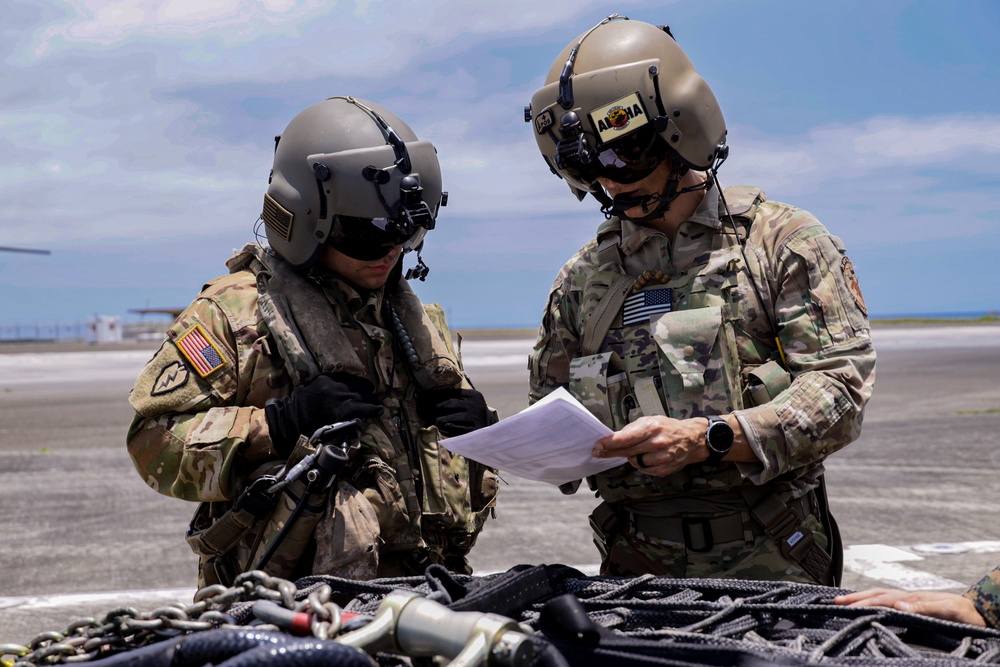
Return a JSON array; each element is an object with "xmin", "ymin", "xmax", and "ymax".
[{"xmin": 705, "ymin": 415, "xmax": 734, "ymax": 464}]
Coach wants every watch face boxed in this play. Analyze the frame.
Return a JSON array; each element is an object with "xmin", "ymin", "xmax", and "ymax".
[{"xmin": 708, "ymin": 418, "xmax": 734, "ymax": 452}]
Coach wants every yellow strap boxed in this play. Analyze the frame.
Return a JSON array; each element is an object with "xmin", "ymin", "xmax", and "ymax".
[{"xmin": 774, "ymin": 337, "xmax": 788, "ymax": 367}]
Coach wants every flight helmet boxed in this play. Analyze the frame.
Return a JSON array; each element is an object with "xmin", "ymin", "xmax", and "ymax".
[
  {"xmin": 262, "ymin": 96, "xmax": 445, "ymax": 273},
  {"xmin": 525, "ymin": 16, "xmax": 727, "ymax": 218}
]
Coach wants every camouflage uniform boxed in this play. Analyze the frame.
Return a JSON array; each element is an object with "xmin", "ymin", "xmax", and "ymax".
[
  {"xmin": 127, "ymin": 245, "xmax": 497, "ymax": 585},
  {"xmin": 529, "ymin": 185, "xmax": 876, "ymax": 583},
  {"xmin": 964, "ymin": 565, "xmax": 1000, "ymax": 629}
]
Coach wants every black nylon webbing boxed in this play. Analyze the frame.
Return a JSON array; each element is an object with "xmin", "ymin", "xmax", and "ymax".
[{"xmin": 267, "ymin": 568, "xmax": 1000, "ymax": 665}]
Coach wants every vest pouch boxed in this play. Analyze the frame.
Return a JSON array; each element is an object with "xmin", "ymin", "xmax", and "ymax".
[
  {"xmin": 240, "ymin": 436, "xmax": 327, "ymax": 580},
  {"xmin": 416, "ymin": 426, "xmax": 497, "ymax": 545},
  {"xmin": 568, "ymin": 351, "xmax": 632, "ymax": 430},
  {"xmin": 652, "ymin": 305, "xmax": 743, "ymax": 418},
  {"xmin": 311, "ymin": 480, "xmax": 380, "ymax": 580},
  {"xmin": 243, "ymin": 475, "xmax": 326, "ymax": 580},
  {"xmin": 574, "ymin": 351, "xmax": 661, "ymax": 503},
  {"xmin": 189, "ymin": 459, "xmax": 289, "ymax": 587},
  {"xmin": 188, "ymin": 500, "xmax": 240, "ymax": 588},
  {"xmin": 469, "ymin": 458, "xmax": 499, "ymax": 521},
  {"xmin": 358, "ymin": 458, "xmax": 410, "ymax": 542},
  {"xmin": 747, "ymin": 359, "xmax": 792, "ymax": 406}
]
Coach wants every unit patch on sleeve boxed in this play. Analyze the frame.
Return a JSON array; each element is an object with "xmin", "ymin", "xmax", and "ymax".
[
  {"xmin": 150, "ymin": 360, "xmax": 189, "ymax": 396},
  {"xmin": 840, "ymin": 256, "xmax": 868, "ymax": 316},
  {"xmin": 175, "ymin": 325, "xmax": 226, "ymax": 377}
]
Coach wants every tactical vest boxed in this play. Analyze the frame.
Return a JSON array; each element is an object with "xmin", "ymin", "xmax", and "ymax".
[
  {"xmin": 567, "ymin": 186, "xmax": 802, "ymax": 505},
  {"xmin": 230, "ymin": 245, "xmax": 465, "ymax": 394},
  {"xmin": 187, "ymin": 245, "xmax": 497, "ymax": 584}
]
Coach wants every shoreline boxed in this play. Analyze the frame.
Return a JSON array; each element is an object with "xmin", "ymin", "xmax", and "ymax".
[{"xmin": 1, "ymin": 318, "xmax": 997, "ymax": 355}]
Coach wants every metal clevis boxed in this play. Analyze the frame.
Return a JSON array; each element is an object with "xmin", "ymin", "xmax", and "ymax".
[{"xmin": 338, "ymin": 590, "xmax": 534, "ymax": 667}]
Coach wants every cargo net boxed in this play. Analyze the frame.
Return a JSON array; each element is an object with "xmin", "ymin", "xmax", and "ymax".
[{"xmin": 7, "ymin": 564, "xmax": 1000, "ymax": 667}]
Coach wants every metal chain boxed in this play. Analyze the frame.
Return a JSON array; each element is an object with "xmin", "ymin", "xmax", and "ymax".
[
  {"xmin": 7, "ymin": 570, "xmax": 1000, "ymax": 666},
  {"xmin": 305, "ymin": 585, "xmax": 342, "ymax": 640},
  {"xmin": 3, "ymin": 571, "xmax": 301, "ymax": 667}
]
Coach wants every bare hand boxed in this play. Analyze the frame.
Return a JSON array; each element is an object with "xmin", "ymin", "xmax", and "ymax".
[
  {"xmin": 834, "ymin": 588, "xmax": 986, "ymax": 627},
  {"xmin": 591, "ymin": 416, "xmax": 707, "ymax": 477}
]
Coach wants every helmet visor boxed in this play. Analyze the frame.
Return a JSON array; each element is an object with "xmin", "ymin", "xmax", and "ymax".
[
  {"xmin": 561, "ymin": 123, "xmax": 668, "ymax": 186},
  {"xmin": 329, "ymin": 215, "xmax": 426, "ymax": 261}
]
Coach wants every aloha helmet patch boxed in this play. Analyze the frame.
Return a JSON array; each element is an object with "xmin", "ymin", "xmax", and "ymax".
[
  {"xmin": 151, "ymin": 360, "xmax": 189, "ymax": 396},
  {"xmin": 589, "ymin": 92, "xmax": 649, "ymax": 144},
  {"xmin": 841, "ymin": 256, "xmax": 868, "ymax": 316}
]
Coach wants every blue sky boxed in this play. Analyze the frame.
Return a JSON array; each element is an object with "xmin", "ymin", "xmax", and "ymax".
[{"xmin": 2, "ymin": 0, "xmax": 999, "ymax": 330}]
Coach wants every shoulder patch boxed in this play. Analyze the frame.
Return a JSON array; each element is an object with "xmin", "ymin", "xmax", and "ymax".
[
  {"xmin": 176, "ymin": 325, "xmax": 226, "ymax": 377},
  {"xmin": 840, "ymin": 256, "xmax": 868, "ymax": 316},
  {"xmin": 129, "ymin": 340, "xmax": 215, "ymax": 418},
  {"xmin": 151, "ymin": 361, "xmax": 189, "ymax": 396}
]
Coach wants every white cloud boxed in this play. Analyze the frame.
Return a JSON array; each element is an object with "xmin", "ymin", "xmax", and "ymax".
[
  {"xmin": 726, "ymin": 114, "xmax": 1000, "ymax": 194},
  {"xmin": 719, "ymin": 115, "xmax": 1000, "ymax": 249},
  {"xmin": 36, "ymin": 0, "xmax": 652, "ymax": 45},
  {"xmin": 850, "ymin": 116, "xmax": 1000, "ymax": 160},
  {"xmin": 33, "ymin": 0, "xmax": 328, "ymax": 50},
  {"xmin": 4, "ymin": 1, "xmax": 999, "ymax": 324},
  {"xmin": 26, "ymin": 0, "xmax": 657, "ymax": 83}
]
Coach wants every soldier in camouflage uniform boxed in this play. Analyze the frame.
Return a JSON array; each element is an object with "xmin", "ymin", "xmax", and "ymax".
[
  {"xmin": 523, "ymin": 17, "xmax": 875, "ymax": 584},
  {"xmin": 127, "ymin": 97, "xmax": 498, "ymax": 587},
  {"xmin": 835, "ymin": 566, "xmax": 1000, "ymax": 629}
]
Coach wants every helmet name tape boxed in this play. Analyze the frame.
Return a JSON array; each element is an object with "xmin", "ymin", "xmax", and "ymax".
[{"xmin": 589, "ymin": 92, "xmax": 649, "ymax": 144}]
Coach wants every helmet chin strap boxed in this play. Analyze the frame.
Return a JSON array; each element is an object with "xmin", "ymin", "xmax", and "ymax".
[
  {"xmin": 597, "ymin": 167, "xmax": 713, "ymax": 224},
  {"xmin": 602, "ymin": 170, "xmax": 682, "ymax": 224}
]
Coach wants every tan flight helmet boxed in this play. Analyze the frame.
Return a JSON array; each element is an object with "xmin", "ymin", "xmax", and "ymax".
[
  {"xmin": 262, "ymin": 96, "xmax": 445, "ymax": 271},
  {"xmin": 526, "ymin": 15, "xmax": 727, "ymax": 210}
]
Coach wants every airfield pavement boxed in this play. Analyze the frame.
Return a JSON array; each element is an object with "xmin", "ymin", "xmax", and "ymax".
[{"xmin": 1, "ymin": 325, "xmax": 999, "ymax": 644}]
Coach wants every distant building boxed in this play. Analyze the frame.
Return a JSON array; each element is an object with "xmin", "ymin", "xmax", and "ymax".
[{"xmin": 87, "ymin": 315, "xmax": 123, "ymax": 344}]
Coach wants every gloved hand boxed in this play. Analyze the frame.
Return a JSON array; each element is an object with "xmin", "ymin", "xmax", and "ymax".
[
  {"xmin": 265, "ymin": 372, "xmax": 384, "ymax": 456},
  {"xmin": 417, "ymin": 388, "xmax": 497, "ymax": 437}
]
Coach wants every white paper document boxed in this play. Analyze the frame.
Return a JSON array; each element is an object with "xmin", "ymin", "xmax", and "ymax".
[{"xmin": 441, "ymin": 387, "xmax": 628, "ymax": 486}]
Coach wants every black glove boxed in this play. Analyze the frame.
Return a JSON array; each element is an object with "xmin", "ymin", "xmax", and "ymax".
[
  {"xmin": 417, "ymin": 388, "xmax": 496, "ymax": 437},
  {"xmin": 265, "ymin": 372, "xmax": 384, "ymax": 456}
]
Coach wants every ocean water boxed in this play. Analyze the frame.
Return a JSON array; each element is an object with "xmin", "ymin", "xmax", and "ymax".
[{"xmin": 870, "ymin": 310, "xmax": 999, "ymax": 321}]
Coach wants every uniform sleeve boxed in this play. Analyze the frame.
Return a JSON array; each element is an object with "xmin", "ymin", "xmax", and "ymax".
[
  {"xmin": 963, "ymin": 565, "xmax": 1000, "ymax": 630},
  {"xmin": 734, "ymin": 222, "xmax": 877, "ymax": 484},
  {"xmin": 528, "ymin": 263, "xmax": 582, "ymax": 405},
  {"xmin": 125, "ymin": 293, "xmax": 278, "ymax": 503}
]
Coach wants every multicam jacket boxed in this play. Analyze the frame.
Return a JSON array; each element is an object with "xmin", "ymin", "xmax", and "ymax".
[
  {"xmin": 965, "ymin": 565, "xmax": 1000, "ymax": 629},
  {"xmin": 127, "ymin": 245, "xmax": 496, "ymax": 580},
  {"xmin": 529, "ymin": 185, "xmax": 876, "ymax": 504}
]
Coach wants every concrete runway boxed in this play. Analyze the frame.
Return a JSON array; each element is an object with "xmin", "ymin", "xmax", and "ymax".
[{"xmin": 1, "ymin": 326, "xmax": 999, "ymax": 645}]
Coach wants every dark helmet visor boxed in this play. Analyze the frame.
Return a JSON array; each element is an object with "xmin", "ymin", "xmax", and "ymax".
[
  {"xmin": 558, "ymin": 123, "xmax": 669, "ymax": 186},
  {"xmin": 328, "ymin": 215, "xmax": 428, "ymax": 261}
]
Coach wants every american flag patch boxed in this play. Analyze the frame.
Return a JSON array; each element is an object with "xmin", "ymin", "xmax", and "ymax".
[
  {"xmin": 622, "ymin": 288, "xmax": 673, "ymax": 326},
  {"xmin": 175, "ymin": 325, "xmax": 225, "ymax": 377}
]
